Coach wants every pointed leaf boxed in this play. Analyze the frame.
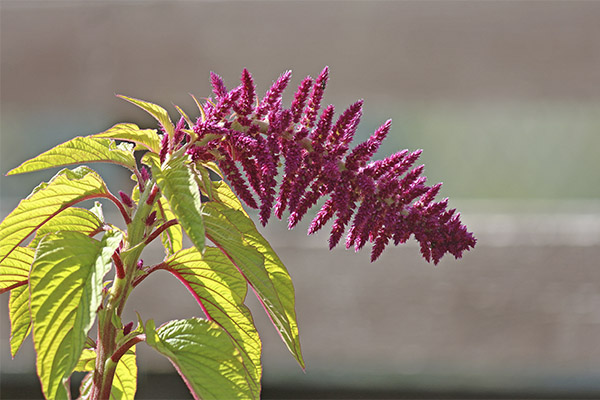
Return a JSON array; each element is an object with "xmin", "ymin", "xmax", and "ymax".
[
  {"xmin": 29, "ymin": 207, "xmax": 103, "ymax": 248},
  {"xmin": 163, "ymin": 247, "xmax": 261, "ymax": 395},
  {"xmin": 190, "ymin": 93, "xmax": 207, "ymax": 122},
  {"xmin": 173, "ymin": 104, "xmax": 193, "ymax": 129},
  {"xmin": 0, "ymin": 246, "xmax": 33, "ymax": 293},
  {"xmin": 210, "ymin": 180, "xmax": 245, "ymax": 213},
  {"xmin": 9, "ymin": 284, "xmax": 32, "ymax": 357},
  {"xmin": 7, "ymin": 137, "xmax": 136, "ymax": 175},
  {"xmin": 0, "ymin": 167, "xmax": 110, "ymax": 265},
  {"xmin": 149, "ymin": 156, "xmax": 205, "ymax": 253},
  {"xmin": 203, "ymin": 202, "xmax": 304, "ymax": 367},
  {"xmin": 117, "ymin": 95, "xmax": 174, "ymax": 137},
  {"xmin": 94, "ymin": 122, "xmax": 161, "ymax": 153},
  {"xmin": 29, "ymin": 230, "xmax": 122, "ymax": 400},
  {"xmin": 145, "ymin": 318, "xmax": 256, "ymax": 400}
]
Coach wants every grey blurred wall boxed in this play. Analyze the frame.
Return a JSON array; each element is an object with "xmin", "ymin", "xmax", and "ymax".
[{"xmin": 2, "ymin": 0, "xmax": 600, "ymax": 396}]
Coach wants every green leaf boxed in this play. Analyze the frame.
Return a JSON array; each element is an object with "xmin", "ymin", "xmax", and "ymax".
[
  {"xmin": 94, "ymin": 122, "xmax": 161, "ymax": 153},
  {"xmin": 190, "ymin": 93, "xmax": 207, "ymax": 122},
  {"xmin": 203, "ymin": 202, "xmax": 304, "ymax": 368},
  {"xmin": 163, "ymin": 247, "xmax": 261, "ymax": 395},
  {"xmin": 75, "ymin": 348, "xmax": 138, "ymax": 400},
  {"xmin": 29, "ymin": 230, "xmax": 122, "ymax": 400},
  {"xmin": 3, "ymin": 247, "xmax": 33, "ymax": 354},
  {"xmin": 145, "ymin": 318, "xmax": 256, "ymax": 400},
  {"xmin": 201, "ymin": 161, "xmax": 223, "ymax": 179},
  {"xmin": 0, "ymin": 246, "xmax": 33, "ymax": 294},
  {"xmin": 6, "ymin": 137, "xmax": 136, "ymax": 175},
  {"xmin": 117, "ymin": 95, "xmax": 174, "ymax": 138},
  {"xmin": 76, "ymin": 348, "xmax": 137, "ymax": 400},
  {"xmin": 74, "ymin": 348, "xmax": 96, "ymax": 372},
  {"xmin": 194, "ymin": 164, "xmax": 214, "ymax": 201},
  {"xmin": 0, "ymin": 167, "xmax": 110, "ymax": 265},
  {"xmin": 173, "ymin": 104, "xmax": 193, "ymax": 129},
  {"xmin": 9, "ymin": 284, "xmax": 32, "ymax": 357},
  {"xmin": 156, "ymin": 196, "xmax": 183, "ymax": 256},
  {"xmin": 210, "ymin": 180, "xmax": 246, "ymax": 213},
  {"xmin": 149, "ymin": 155, "xmax": 205, "ymax": 253},
  {"xmin": 111, "ymin": 348, "xmax": 138, "ymax": 400},
  {"xmin": 29, "ymin": 206, "xmax": 103, "ymax": 248}
]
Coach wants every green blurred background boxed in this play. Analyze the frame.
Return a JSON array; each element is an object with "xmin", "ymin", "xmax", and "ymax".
[{"xmin": 2, "ymin": 1, "xmax": 600, "ymax": 398}]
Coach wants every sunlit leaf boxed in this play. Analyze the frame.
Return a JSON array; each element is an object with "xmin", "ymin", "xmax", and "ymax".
[
  {"xmin": 173, "ymin": 104, "xmax": 193, "ymax": 129},
  {"xmin": 29, "ymin": 230, "xmax": 122, "ymax": 400},
  {"xmin": 0, "ymin": 167, "xmax": 110, "ymax": 266},
  {"xmin": 94, "ymin": 122, "xmax": 161, "ymax": 153},
  {"xmin": 149, "ymin": 156, "xmax": 205, "ymax": 254},
  {"xmin": 162, "ymin": 247, "xmax": 261, "ymax": 394},
  {"xmin": 111, "ymin": 348, "xmax": 137, "ymax": 400},
  {"xmin": 2, "ymin": 246, "xmax": 32, "ymax": 356},
  {"xmin": 0, "ymin": 246, "xmax": 33, "ymax": 294},
  {"xmin": 210, "ymin": 180, "xmax": 245, "ymax": 213},
  {"xmin": 9, "ymin": 284, "xmax": 31, "ymax": 357},
  {"xmin": 145, "ymin": 318, "xmax": 256, "ymax": 400},
  {"xmin": 28, "ymin": 207, "xmax": 103, "ymax": 248},
  {"xmin": 117, "ymin": 95, "xmax": 174, "ymax": 138},
  {"xmin": 74, "ymin": 348, "xmax": 96, "ymax": 372},
  {"xmin": 203, "ymin": 202, "xmax": 304, "ymax": 368},
  {"xmin": 7, "ymin": 137, "xmax": 136, "ymax": 175},
  {"xmin": 190, "ymin": 93, "xmax": 206, "ymax": 122}
]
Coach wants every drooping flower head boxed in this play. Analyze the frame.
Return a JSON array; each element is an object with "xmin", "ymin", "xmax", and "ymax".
[{"xmin": 183, "ymin": 68, "xmax": 475, "ymax": 264}]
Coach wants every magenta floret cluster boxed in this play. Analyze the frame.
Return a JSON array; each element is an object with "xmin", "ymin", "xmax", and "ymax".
[{"xmin": 179, "ymin": 67, "xmax": 475, "ymax": 263}]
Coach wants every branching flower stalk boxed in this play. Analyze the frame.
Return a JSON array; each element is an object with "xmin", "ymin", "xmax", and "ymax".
[
  {"xmin": 0, "ymin": 68, "xmax": 475, "ymax": 400},
  {"xmin": 185, "ymin": 67, "xmax": 476, "ymax": 263}
]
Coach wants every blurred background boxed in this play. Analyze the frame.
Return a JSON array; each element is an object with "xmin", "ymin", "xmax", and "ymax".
[{"xmin": 2, "ymin": 1, "xmax": 600, "ymax": 398}]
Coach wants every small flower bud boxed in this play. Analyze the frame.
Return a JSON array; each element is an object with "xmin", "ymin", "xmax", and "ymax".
[
  {"xmin": 255, "ymin": 70, "xmax": 292, "ymax": 119},
  {"xmin": 140, "ymin": 166, "xmax": 150, "ymax": 185},
  {"xmin": 118, "ymin": 191, "xmax": 134, "ymax": 208},
  {"xmin": 145, "ymin": 211, "xmax": 156, "ymax": 227},
  {"xmin": 159, "ymin": 133, "xmax": 169, "ymax": 164},
  {"xmin": 123, "ymin": 321, "xmax": 134, "ymax": 336},
  {"xmin": 210, "ymin": 71, "xmax": 228, "ymax": 100},
  {"xmin": 290, "ymin": 76, "xmax": 314, "ymax": 124}
]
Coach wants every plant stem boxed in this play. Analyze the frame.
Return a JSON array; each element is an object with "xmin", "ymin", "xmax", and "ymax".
[
  {"xmin": 144, "ymin": 219, "xmax": 178, "ymax": 246},
  {"xmin": 111, "ymin": 335, "xmax": 146, "ymax": 363},
  {"xmin": 91, "ymin": 180, "xmax": 156, "ymax": 400}
]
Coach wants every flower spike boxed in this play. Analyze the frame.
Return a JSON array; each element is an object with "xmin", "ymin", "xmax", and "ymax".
[{"xmin": 187, "ymin": 68, "xmax": 475, "ymax": 263}]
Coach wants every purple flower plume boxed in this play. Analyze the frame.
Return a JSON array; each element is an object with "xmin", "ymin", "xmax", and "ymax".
[{"xmin": 185, "ymin": 68, "xmax": 475, "ymax": 263}]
